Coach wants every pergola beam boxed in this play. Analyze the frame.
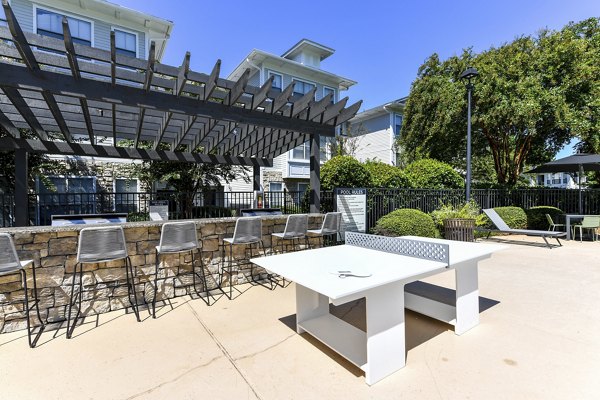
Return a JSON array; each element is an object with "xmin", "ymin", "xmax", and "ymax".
[
  {"xmin": 252, "ymin": 75, "xmax": 275, "ymax": 109},
  {"xmin": 62, "ymin": 17, "xmax": 94, "ymax": 143},
  {"xmin": 203, "ymin": 60, "xmax": 221, "ymax": 100},
  {"xmin": 0, "ymin": 137, "xmax": 273, "ymax": 167},
  {"xmin": 2, "ymin": 87, "xmax": 48, "ymax": 140}
]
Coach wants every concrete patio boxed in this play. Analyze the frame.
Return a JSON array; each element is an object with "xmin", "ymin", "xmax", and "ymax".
[{"xmin": 1, "ymin": 235, "xmax": 599, "ymax": 400}]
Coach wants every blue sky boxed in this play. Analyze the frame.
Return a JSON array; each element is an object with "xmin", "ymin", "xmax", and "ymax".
[{"xmin": 117, "ymin": 0, "xmax": 598, "ymax": 158}]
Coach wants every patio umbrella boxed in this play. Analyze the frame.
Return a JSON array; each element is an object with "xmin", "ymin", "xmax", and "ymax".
[{"xmin": 527, "ymin": 153, "xmax": 600, "ymax": 214}]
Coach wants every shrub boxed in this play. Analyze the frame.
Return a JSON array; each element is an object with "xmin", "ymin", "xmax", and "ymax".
[
  {"xmin": 363, "ymin": 160, "xmax": 412, "ymax": 188},
  {"xmin": 403, "ymin": 158, "xmax": 464, "ymax": 189},
  {"xmin": 372, "ymin": 208, "xmax": 439, "ymax": 238},
  {"xmin": 430, "ymin": 200, "xmax": 481, "ymax": 233},
  {"xmin": 479, "ymin": 206, "xmax": 527, "ymax": 229},
  {"xmin": 320, "ymin": 156, "xmax": 371, "ymax": 190},
  {"xmin": 525, "ymin": 206, "xmax": 564, "ymax": 230},
  {"xmin": 127, "ymin": 212, "xmax": 149, "ymax": 222}
]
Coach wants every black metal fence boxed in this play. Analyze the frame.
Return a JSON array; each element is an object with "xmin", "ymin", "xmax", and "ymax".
[
  {"xmin": 1, "ymin": 188, "xmax": 599, "ymax": 228},
  {"xmin": 0, "ymin": 190, "xmax": 307, "ymax": 227}
]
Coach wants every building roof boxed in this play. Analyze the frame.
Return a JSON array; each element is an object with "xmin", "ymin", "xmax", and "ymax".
[
  {"xmin": 349, "ymin": 97, "xmax": 408, "ymax": 123},
  {"xmin": 33, "ymin": 0, "xmax": 174, "ymax": 60},
  {"xmin": 228, "ymin": 49, "xmax": 357, "ymax": 91},
  {"xmin": 281, "ymin": 39, "xmax": 335, "ymax": 61}
]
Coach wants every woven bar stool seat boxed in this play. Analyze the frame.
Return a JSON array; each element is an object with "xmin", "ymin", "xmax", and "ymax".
[
  {"xmin": 219, "ymin": 217, "xmax": 268, "ymax": 300},
  {"xmin": 0, "ymin": 233, "xmax": 45, "ymax": 348},
  {"xmin": 67, "ymin": 226, "xmax": 140, "ymax": 339},
  {"xmin": 153, "ymin": 221, "xmax": 213, "ymax": 317}
]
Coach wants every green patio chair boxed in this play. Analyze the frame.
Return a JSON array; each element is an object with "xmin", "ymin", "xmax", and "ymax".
[
  {"xmin": 572, "ymin": 216, "xmax": 600, "ymax": 242},
  {"xmin": 545, "ymin": 214, "xmax": 565, "ymax": 232}
]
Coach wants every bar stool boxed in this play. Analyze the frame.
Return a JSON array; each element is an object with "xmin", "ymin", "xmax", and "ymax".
[
  {"xmin": 153, "ymin": 221, "xmax": 212, "ymax": 317},
  {"xmin": 67, "ymin": 226, "xmax": 140, "ymax": 339},
  {"xmin": 307, "ymin": 212, "xmax": 342, "ymax": 248},
  {"xmin": 272, "ymin": 214, "xmax": 309, "ymax": 254},
  {"xmin": 219, "ymin": 217, "xmax": 268, "ymax": 300},
  {"xmin": 0, "ymin": 233, "xmax": 45, "ymax": 348}
]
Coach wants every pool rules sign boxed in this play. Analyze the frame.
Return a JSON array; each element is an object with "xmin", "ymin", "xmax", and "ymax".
[{"xmin": 335, "ymin": 188, "xmax": 367, "ymax": 238}]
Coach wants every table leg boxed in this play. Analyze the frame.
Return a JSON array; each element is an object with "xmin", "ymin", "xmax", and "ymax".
[
  {"xmin": 455, "ymin": 261, "xmax": 479, "ymax": 335},
  {"xmin": 295, "ymin": 284, "xmax": 329, "ymax": 334},
  {"xmin": 364, "ymin": 281, "xmax": 406, "ymax": 385},
  {"xmin": 566, "ymin": 216, "xmax": 571, "ymax": 240}
]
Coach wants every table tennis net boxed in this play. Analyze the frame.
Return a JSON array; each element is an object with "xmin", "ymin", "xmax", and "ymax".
[{"xmin": 345, "ymin": 232, "xmax": 449, "ymax": 265}]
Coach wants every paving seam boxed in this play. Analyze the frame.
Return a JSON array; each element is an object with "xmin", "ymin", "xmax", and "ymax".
[{"xmin": 186, "ymin": 302, "xmax": 263, "ymax": 400}]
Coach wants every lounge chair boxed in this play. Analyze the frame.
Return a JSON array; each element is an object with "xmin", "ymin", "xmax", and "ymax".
[{"xmin": 481, "ymin": 208, "xmax": 566, "ymax": 249}]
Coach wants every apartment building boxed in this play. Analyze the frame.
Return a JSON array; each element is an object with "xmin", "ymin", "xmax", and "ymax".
[{"xmin": 226, "ymin": 39, "xmax": 357, "ymax": 195}]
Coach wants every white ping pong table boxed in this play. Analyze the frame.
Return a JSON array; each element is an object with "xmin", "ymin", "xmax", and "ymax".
[{"xmin": 250, "ymin": 232, "xmax": 505, "ymax": 385}]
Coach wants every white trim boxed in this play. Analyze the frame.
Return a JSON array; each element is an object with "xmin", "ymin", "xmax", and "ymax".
[
  {"xmin": 111, "ymin": 25, "xmax": 139, "ymax": 58},
  {"xmin": 33, "ymin": 4, "xmax": 95, "ymax": 48}
]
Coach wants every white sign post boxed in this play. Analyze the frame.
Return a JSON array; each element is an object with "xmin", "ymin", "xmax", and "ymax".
[
  {"xmin": 149, "ymin": 200, "xmax": 169, "ymax": 221},
  {"xmin": 335, "ymin": 188, "xmax": 367, "ymax": 239}
]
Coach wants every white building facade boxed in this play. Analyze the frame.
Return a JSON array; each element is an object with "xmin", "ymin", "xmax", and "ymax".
[
  {"xmin": 226, "ymin": 39, "xmax": 357, "ymax": 195},
  {"xmin": 344, "ymin": 98, "xmax": 406, "ymax": 165}
]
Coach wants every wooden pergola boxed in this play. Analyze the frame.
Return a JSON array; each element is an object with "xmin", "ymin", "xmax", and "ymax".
[{"xmin": 0, "ymin": 1, "xmax": 360, "ymax": 226}]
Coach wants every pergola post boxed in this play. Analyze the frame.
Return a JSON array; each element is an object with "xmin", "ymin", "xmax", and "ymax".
[
  {"xmin": 14, "ymin": 149, "xmax": 28, "ymax": 226},
  {"xmin": 253, "ymin": 164, "xmax": 261, "ymax": 191},
  {"xmin": 310, "ymin": 134, "xmax": 320, "ymax": 213}
]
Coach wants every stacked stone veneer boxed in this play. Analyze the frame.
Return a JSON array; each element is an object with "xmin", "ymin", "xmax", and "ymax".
[{"xmin": 0, "ymin": 214, "xmax": 324, "ymax": 333}]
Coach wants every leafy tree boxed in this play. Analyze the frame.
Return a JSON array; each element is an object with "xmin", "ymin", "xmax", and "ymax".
[
  {"xmin": 320, "ymin": 155, "xmax": 371, "ymax": 190},
  {"xmin": 328, "ymin": 123, "xmax": 366, "ymax": 157},
  {"xmin": 400, "ymin": 18, "xmax": 600, "ymax": 185},
  {"xmin": 130, "ymin": 139, "xmax": 249, "ymax": 218},
  {"xmin": 403, "ymin": 159, "xmax": 464, "ymax": 189},
  {"xmin": 363, "ymin": 160, "xmax": 411, "ymax": 188}
]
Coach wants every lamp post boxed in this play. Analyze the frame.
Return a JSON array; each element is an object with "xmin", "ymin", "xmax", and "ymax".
[{"xmin": 460, "ymin": 66, "xmax": 479, "ymax": 202}]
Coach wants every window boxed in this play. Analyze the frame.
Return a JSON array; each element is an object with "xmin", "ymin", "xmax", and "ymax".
[
  {"xmin": 267, "ymin": 182, "xmax": 283, "ymax": 207},
  {"xmin": 537, "ymin": 175, "xmax": 545, "ymax": 185},
  {"xmin": 393, "ymin": 114, "xmax": 403, "ymax": 137},
  {"xmin": 269, "ymin": 182, "xmax": 283, "ymax": 191},
  {"xmin": 36, "ymin": 8, "xmax": 91, "ymax": 46},
  {"xmin": 293, "ymin": 80, "xmax": 315, "ymax": 97},
  {"xmin": 291, "ymin": 141, "xmax": 310, "ymax": 160},
  {"xmin": 563, "ymin": 176, "xmax": 568, "ymax": 184},
  {"xmin": 114, "ymin": 29, "xmax": 137, "ymax": 58},
  {"xmin": 323, "ymin": 87, "xmax": 335, "ymax": 104},
  {"xmin": 269, "ymin": 72, "xmax": 282, "ymax": 92},
  {"xmin": 297, "ymin": 182, "xmax": 309, "ymax": 195},
  {"xmin": 115, "ymin": 178, "xmax": 138, "ymax": 213}
]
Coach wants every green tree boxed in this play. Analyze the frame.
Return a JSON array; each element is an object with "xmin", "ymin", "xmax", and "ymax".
[
  {"xmin": 403, "ymin": 159, "xmax": 464, "ymax": 189},
  {"xmin": 320, "ymin": 155, "xmax": 371, "ymax": 190},
  {"xmin": 400, "ymin": 18, "xmax": 600, "ymax": 185},
  {"xmin": 363, "ymin": 160, "xmax": 411, "ymax": 188}
]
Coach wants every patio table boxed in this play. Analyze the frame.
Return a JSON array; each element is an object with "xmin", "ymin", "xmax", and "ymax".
[{"xmin": 250, "ymin": 233, "xmax": 505, "ymax": 385}]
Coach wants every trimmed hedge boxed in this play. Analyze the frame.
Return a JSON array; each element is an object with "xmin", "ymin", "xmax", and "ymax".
[
  {"xmin": 321, "ymin": 156, "xmax": 372, "ymax": 191},
  {"xmin": 403, "ymin": 158, "xmax": 464, "ymax": 189},
  {"xmin": 364, "ymin": 160, "xmax": 412, "ymax": 188},
  {"xmin": 479, "ymin": 206, "xmax": 528, "ymax": 229},
  {"xmin": 525, "ymin": 206, "xmax": 564, "ymax": 230},
  {"xmin": 372, "ymin": 208, "xmax": 439, "ymax": 238}
]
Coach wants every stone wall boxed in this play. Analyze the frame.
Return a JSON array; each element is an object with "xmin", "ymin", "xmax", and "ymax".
[{"xmin": 0, "ymin": 215, "xmax": 324, "ymax": 333}]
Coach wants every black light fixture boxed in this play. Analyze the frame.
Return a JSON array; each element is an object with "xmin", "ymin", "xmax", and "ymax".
[{"xmin": 459, "ymin": 66, "xmax": 479, "ymax": 202}]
